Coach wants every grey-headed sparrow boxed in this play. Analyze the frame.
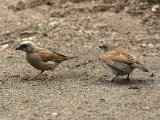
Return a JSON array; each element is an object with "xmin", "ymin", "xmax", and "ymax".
[{"xmin": 16, "ymin": 41, "xmax": 77, "ymax": 80}]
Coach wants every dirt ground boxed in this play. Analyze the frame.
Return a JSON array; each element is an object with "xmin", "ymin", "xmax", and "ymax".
[{"xmin": 0, "ymin": 0, "xmax": 160, "ymax": 120}]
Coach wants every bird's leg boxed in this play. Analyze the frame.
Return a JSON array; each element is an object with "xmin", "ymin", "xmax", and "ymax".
[
  {"xmin": 30, "ymin": 70, "xmax": 44, "ymax": 80},
  {"xmin": 108, "ymin": 75, "xmax": 118, "ymax": 82},
  {"xmin": 125, "ymin": 74, "xmax": 130, "ymax": 81},
  {"xmin": 46, "ymin": 70, "xmax": 54, "ymax": 80}
]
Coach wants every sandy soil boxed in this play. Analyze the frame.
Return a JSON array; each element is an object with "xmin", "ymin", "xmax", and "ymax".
[{"xmin": 0, "ymin": 0, "xmax": 160, "ymax": 120}]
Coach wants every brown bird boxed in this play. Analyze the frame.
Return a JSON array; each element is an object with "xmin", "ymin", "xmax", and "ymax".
[
  {"xmin": 15, "ymin": 41, "xmax": 77, "ymax": 80},
  {"xmin": 99, "ymin": 44, "xmax": 148, "ymax": 81}
]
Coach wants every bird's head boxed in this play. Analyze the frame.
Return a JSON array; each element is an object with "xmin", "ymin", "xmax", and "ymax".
[
  {"xmin": 15, "ymin": 41, "xmax": 37, "ymax": 53},
  {"xmin": 98, "ymin": 44, "xmax": 109, "ymax": 52}
]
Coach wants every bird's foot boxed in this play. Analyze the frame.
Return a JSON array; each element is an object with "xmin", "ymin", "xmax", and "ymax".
[
  {"xmin": 28, "ymin": 74, "xmax": 41, "ymax": 80},
  {"xmin": 124, "ymin": 75, "xmax": 130, "ymax": 81},
  {"xmin": 108, "ymin": 75, "xmax": 118, "ymax": 82},
  {"xmin": 45, "ymin": 72, "xmax": 53, "ymax": 80},
  {"xmin": 124, "ymin": 78, "xmax": 130, "ymax": 81},
  {"xmin": 108, "ymin": 78, "xmax": 115, "ymax": 82},
  {"xmin": 46, "ymin": 76, "xmax": 52, "ymax": 81},
  {"xmin": 28, "ymin": 71, "xmax": 44, "ymax": 80}
]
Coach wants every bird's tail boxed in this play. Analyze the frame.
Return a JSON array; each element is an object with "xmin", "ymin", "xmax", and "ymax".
[{"xmin": 138, "ymin": 62, "xmax": 148, "ymax": 72}]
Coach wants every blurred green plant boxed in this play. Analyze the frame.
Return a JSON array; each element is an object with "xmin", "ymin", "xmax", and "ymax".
[
  {"xmin": 37, "ymin": 26, "xmax": 56, "ymax": 37},
  {"xmin": 83, "ymin": 29, "xmax": 93, "ymax": 40},
  {"xmin": 37, "ymin": 26, "xmax": 50, "ymax": 37}
]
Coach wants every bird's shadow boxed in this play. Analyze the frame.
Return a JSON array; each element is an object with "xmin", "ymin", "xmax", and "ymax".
[
  {"xmin": 20, "ymin": 70, "xmax": 85, "ymax": 84},
  {"xmin": 93, "ymin": 75, "xmax": 154, "ymax": 86}
]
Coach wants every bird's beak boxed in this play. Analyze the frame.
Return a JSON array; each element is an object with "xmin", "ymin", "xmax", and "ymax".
[{"xmin": 15, "ymin": 45, "xmax": 21, "ymax": 50}]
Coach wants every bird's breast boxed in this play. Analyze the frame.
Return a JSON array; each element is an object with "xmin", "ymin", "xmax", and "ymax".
[
  {"xmin": 26, "ymin": 53, "xmax": 58, "ymax": 71},
  {"xmin": 106, "ymin": 62, "xmax": 133, "ymax": 75}
]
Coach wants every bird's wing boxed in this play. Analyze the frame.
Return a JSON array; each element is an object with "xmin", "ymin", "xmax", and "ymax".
[
  {"xmin": 36, "ymin": 48, "xmax": 69, "ymax": 63},
  {"xmin": 102, "ymin": 48, "xmax": 135, "ymax": 64}
]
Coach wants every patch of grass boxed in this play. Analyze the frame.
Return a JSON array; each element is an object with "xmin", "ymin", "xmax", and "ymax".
[
  {"xmin": 37, "ymin": 26, "xmax": 50, "ymax": 37},
  {"xmin": 37, "ymin": 26, "xmax": 57, "ymax": 37},
  {"xmin": 83, "ymin": 29, "xmax": 93, "ymax": 40}
]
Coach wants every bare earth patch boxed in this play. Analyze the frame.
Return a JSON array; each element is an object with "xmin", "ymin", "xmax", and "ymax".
[{"xmin": 0, "ymin": 0, "xmax": 160, "ymax": 120}]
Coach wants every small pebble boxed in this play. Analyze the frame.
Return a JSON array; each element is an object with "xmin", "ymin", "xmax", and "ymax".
[
  {"xmin": 151, "ymin": 4, "xmax": 160, "ymax": 13},
  {"xmin": 148, "ymin": 43, "xmax": 154, "ymax": 49},
  {"xmin": 140, "ymin": 43, "xmax": 147, "ymax": 48},
  {"xmin": 52, "ymin": 112, "xmax": 59, "ymax": 117},
  {"xmin": 49, "ymin": 21, "xmax": 59, "ymax": 28},
  {"xmin": 149, "ymin": 72, "xmax": 154, "ymax": 77},
  {"xmin": 100, "ymin": 98, "xmax": 105, "ymax": 102},
  {"xmin": 142, "ymin": 107, "xmax": 150, "ymax": 110}
]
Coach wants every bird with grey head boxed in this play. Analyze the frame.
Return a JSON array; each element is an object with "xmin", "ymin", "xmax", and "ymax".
[{"xmin": 15, "ymin": 41, "xmax": 77, "ymax": 80}]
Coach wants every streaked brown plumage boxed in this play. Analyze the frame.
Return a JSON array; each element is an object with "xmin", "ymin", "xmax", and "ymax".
[
  {"xmin": 99, "ymin": 44, "xmax": 148, "ymax": 81},
  {"xmin": 16, "ymin": 41, "xmax": 77, "ymax": 80}
]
